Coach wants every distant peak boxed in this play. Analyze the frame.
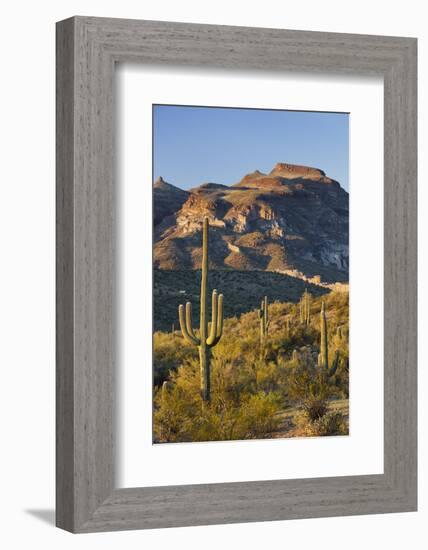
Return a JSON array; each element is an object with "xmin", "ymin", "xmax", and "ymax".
[
  {"xmin": 243, "ymin": 169, "xmax": 265, "ymax": 178},
  {"xmin": 270, "ymin": 163, "xmax": 326, "ymax": 179},
  {"xmin": 153, "ymin": 177, "xmax": 188, "ymax": 195},
  {"xmin": 154, "ymin": 176, "xmax": 167, "ymax": 187},
  {"xmin": 234, "ymin": 169, "xmax": 266, "ymax": 186}
]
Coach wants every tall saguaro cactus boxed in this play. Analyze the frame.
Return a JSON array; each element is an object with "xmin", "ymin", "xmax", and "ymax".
[
  {"xmin": 306, "ymin": 292, "xmax": 311, "ymax": 325},
  {"xmin": 317, "ymin": 302, "xmax": 340, "ymax": 379},
  {"xmin": 300, "ymin": 289, "xmax": 311, "ymax": 325},
  {"xmin": 178, "ymin": 218, "xmax": 224, "ymax": 402},
  {"xmin": 259, "ymin": 296, "xmax": 269, "ymax": 345}
]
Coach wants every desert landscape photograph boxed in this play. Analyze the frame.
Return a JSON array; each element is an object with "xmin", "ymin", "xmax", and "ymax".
[{"xmin": 152, "ymin": 104, "xmax": 349, "ymax": 443}]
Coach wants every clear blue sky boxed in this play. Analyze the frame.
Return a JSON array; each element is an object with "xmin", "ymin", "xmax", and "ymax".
[{"xmin": 153, "ymin": 105, "xmax": 349, "ymax": 191}]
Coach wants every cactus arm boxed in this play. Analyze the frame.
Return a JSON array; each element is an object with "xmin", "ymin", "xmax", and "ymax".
[
  {"xmin": 329, "ymin": 350, "xmax": 340, "ymax": 377},
  {"xmin": 210, "ymin": 293, "xmax": 223, "ymax": 346},
  {"xmin": 217, "ymin": 293, "xmax": 224, "ymax": 338},
  {"xmin": 178, "ymin": 304, "xmax": 200, "ymax": 346},
  {"xmin": 185, "ymin": 301, "xmax": 197, "ymax": 340},
  {"xmin": 206, "ymin": 290, "xmax": 218, "ymax": 346}
]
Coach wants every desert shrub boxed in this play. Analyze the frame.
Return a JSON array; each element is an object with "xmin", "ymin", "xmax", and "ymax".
[
  {"xmin": 292, "ymin": 410, "xmax": 348, "ymax": 438},
  {"xmin": 180, "ymin": 402, "xmax": 244, "ymax": 442},
  {"xmin": 328, "ymin": 353, "xmax": 349, "ymax": 398},
  {"xmin": 153, "ymin": 384, "xmax": 199, "ymax": 443},
  {"xmin": 302, "ymin": 397, "xmax": 328, "ymax": 422},
  {"xmin": 286, "ymin": 351, "xmax": 339, "ymax": 423},
  {"xmin": 153, "ymin": 331, "xmax": 195, "ymax": 385},
  {"xmin": 238, "ymin": 392, "xmax": 282, "ymax": 438},
  {"xmin": 289, "ymin": 363, "xmax": 326, "ymax": 400},
  {"xmin": 304, "ymin": 411, "xmax": 348, "ymax": 437},
  {"xmin": 153, "ymin": 355, "xmax": 284, "ymax": 442},
  {"xmin": 254, "ymin": 360, "xmax": 280, "ymax": 393}
]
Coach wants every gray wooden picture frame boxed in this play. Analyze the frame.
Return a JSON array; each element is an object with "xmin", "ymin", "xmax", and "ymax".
[{"xmin": 56, "ymin": 16, "xmax": 417, "ymax": 533}]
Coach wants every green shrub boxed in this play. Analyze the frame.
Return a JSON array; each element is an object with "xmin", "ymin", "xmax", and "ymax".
[
  {"xmin": 239, "ymin": 392, "xmax": 282, "ymax": 438},
  {"xmin": 153, "ymin": 331, "xmax": 195, "ymax": 386}
]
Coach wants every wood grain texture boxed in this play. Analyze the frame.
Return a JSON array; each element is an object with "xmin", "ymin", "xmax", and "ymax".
[
  {"xmin": 56, "ymin": 16, "xmax": 417, "ymax": 533},
  {"xmin": 56, "ymin": 18, "xmax": 75, "ymax": 532}
]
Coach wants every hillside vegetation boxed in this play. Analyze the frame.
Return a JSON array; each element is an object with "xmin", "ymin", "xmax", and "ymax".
[
  {"xmin": 153, "ymin": 289, "xmax": 349, "ymax": 443},
  {"xmin": 154, "ymin": 268, "xmax": 329, "ymax": 332}
]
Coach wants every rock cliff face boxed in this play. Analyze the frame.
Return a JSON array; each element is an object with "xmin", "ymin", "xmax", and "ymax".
[
  {"xmin": 153, "ymin": 176, "xmax": 189, "ymax": 226},
  {"xmin": 153, "ymin": 163, "xmax": 349, "ymax": 283}
]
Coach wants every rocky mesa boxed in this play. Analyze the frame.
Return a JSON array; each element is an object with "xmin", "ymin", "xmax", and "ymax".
[{"xmin": 153, "ymin": 162, "xmax": 349, "ymax": 284}]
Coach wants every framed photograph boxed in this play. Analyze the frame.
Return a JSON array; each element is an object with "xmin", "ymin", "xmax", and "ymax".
[
  {"xmin": 150, "ymin": 105, "xmax": 351, "ymax": 445},
  {"xmin": 56, "ymin": 17, "xmax": 417, "ymax": 532}
]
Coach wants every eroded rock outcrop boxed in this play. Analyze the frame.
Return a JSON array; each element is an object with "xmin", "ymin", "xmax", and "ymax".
[{"xmin": 153, "ymin": 162, "xmax": 349, "ymax": 284}]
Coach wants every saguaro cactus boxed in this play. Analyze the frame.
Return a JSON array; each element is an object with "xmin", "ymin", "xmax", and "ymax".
[
  {"xmin": 318, "ymin": 302, "xmax": 340, "ymax": 379},
  {"xmin": 306, "ymin": 291, "xmax": 311, "ymax": 325},
  {"xmin": 178, "ymin": 218, "xmax": 224, "ymax": 402},
  {"xmin": 318, "ymin": 349, "xmax": 340, "ymax": 377},
  {"xmin": 329, "ymin": 350, "xmax": 340, "ymax": 377},
  {"xmin": 259, "ymin": 296, "xmax": 270, "ymax": 345},
  {"xmin": 319, "ymin": 301, "xmax": 328, "ymax": 370},
  {"xmin": 300, "ymin": 289, "xmax": 311, "ymax": 325},
  {"xmin": 317, "ymin": 301, "xmax": 340, "ymax": 378}
]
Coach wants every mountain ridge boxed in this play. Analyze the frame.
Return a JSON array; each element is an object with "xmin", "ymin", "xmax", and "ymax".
[{"xmin": 153, "ymin": 162, "xmax": 349, "ymax": 284}]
